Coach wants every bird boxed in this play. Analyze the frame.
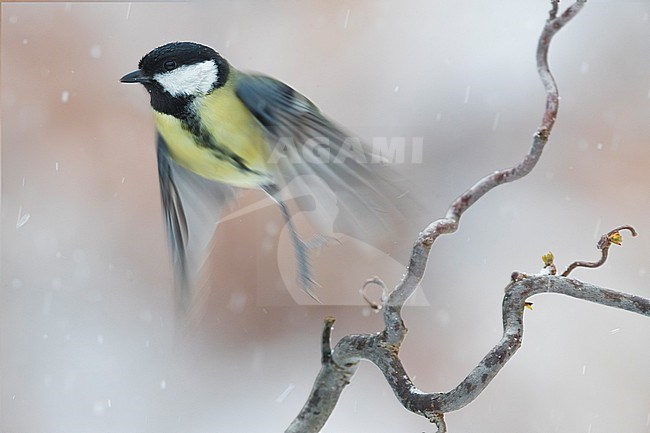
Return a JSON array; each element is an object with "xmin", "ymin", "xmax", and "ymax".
[{"xmin": 120, "ymin": 41, "xmax": 416, "ymax": 315}]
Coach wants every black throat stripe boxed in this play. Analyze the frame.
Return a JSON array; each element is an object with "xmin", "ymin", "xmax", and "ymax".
[{"xmin": 180, "ymin": 114, "xmax": 258, "ymax": 175}]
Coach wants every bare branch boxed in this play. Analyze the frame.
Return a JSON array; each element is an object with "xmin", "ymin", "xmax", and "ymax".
[
  {"xmin": 286, "ymin": 318, "xmax": 357, "ymax": 433},
  {"xmin": 430, "ymin": 413, "xmax": 447, "ymax": 433},
  {"xmin": 289, "ymin": 276, "xmax": 649, "ymax": 432},
  {"xmin": 562, "ymin": 225, "xmax": 638, "ymax": 276},
  {"xmin": 283, "ymin": 1, "xmax": 649, "ymax": 431},
  {"xmin": 381, "ymin": 0, "xmax": 587, "ymax": 342},
  {"xmin": 360, "ymin": 277, "xmax": 388, "ymax": 311},
  {"xmin": 549, "ymin": 0, "xmax": 560, "ymax": 19},
  {"xmin": 429, "ymin": 275, "xmax": 649, "ymax": 414}
]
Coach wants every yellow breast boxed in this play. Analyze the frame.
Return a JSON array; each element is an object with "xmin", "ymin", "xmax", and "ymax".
[{"xmin": 153, "ymin": 76, "xmax": 272, "ymax": 189}]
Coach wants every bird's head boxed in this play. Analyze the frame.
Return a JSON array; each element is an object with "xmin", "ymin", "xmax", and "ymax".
[{"xmin": 120, "ymin": 41, "xmax": 229, "ymax": 118}]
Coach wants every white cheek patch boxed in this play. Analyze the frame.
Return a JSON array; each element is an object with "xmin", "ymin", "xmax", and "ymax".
[{"xmin": 154, "ymin": 60, "xmax": 219, "ymax": 97}]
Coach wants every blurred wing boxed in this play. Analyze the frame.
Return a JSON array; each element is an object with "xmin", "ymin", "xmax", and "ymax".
[
  {"xmin": 235, "ymin": 74, "xmax": 419, "ymax": 251},
  {"xmin": 156, "ymin": 133, "xmax": 234, "ymax": 316}
]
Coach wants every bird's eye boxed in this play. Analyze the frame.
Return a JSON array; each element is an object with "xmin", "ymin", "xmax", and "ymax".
[{"xmin": 163, "ymin": 60, "xmax": 177, "ymax": 71}]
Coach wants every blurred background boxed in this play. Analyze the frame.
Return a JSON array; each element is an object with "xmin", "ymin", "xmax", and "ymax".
[{"xmin": 2, "ymin": 1, "xmax": 649, "ymax": 432}]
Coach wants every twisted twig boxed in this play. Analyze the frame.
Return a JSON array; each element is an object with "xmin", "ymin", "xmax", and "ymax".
[
  {"xmin": 360, "ymin": 277, "xmax": 388, "ymax": 310},
  {"xmin": 286, "ymin": 317, "xmax": 357, "ymax": 433},
  {"xmin": 381, "ymin": 0, "xmax": 587, "ymax": 342},
  {"xmin": 287, "ymin": 2, "xmax": 642, "ymax": 432},
  {"xmin": 562, "ymin": 225, "xmax": 638, "ymax": 276}
]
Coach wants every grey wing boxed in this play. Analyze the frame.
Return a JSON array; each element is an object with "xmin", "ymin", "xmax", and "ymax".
[
  {"xmin": 156, "ymin": 133, "xmax": 234, "ymax": 316},
  {"xmin": 235, "ymin": 74, "xmax": 419, "ymax": 251}
]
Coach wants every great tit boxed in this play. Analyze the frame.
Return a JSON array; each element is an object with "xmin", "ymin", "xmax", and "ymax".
[{"xmin": 120, "ymin": 41, "xmax": 413, "ymax": 313}]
